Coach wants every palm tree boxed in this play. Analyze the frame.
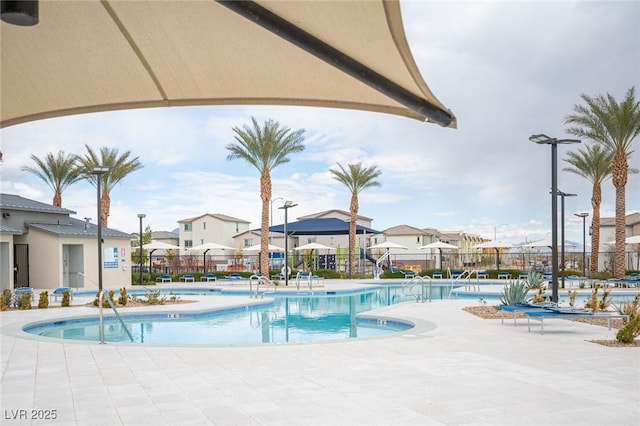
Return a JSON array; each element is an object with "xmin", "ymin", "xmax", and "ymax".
[
  {"xmin": 565, "ymin": 87, "xmax": 640, "ymax": 277},
  {"xmin": 329, "ymin": 162, "xmax": 382, "ymax": 278},
  {"xmin": 226, "ymin": 117, "xmax": 306, "ymax": 276},
  {"xmin": 22, "ymin": 151, "xmax": 82, "ymax": 207},
  {"xmin": 563, "ymin": 144, "xmax": 613, "ymax": 274},
  {"xmin": 77, "ymin": 145, "xmax": 143, "ymax": 227}
]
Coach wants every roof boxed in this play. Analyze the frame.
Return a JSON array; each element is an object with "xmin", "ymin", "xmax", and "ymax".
[
  {"xmin": 268, "ymin": 218, "xmax": 379, "ymax": 235},
  {"xmin": 600, "ymin": 212, "xmax": 640, "ymax": 227},
  {"xmin": 0, "ymin": 224, "xmax": 23, "ymax": 235},
  {"xmin": 151, "ymin": 231, "xmax": 179, "ymax": 239},
  {"xmin": 297, "ymin": 209, "xmax": 373, "ymax": 222},
  {"xmin": 0, "ymin": 0, "xmax": 455, "ymax": 128},
  {"xmin": 178, "ymin": 213, "xmax": 250, "ymax": 224},
  {"xmin": 383, "ymin": 224, "xmax": 432, "ymax": 235},
  {"xmin": 27, "ymin": 218, "xmax": 133, "ymax": 239},
  {"xmin": 0, "ymin": 193, "xmax": 75, "ymax": 215}
]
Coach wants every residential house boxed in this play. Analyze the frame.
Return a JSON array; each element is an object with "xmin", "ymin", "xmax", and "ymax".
[
  {"xmin": 597, "ymin": 212, "xmax": 640, "ymax": 271},
  {"xmin": 178, "ymin": 213, "xmax": 250, "ymax": 253},
  {"xmin": 0, "ymin": 193, "xmax": 132, "ymax": 290}
]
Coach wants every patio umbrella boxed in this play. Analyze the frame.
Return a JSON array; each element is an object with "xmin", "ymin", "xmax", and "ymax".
[
  {"xmin": 368, "ymin": 242, "xmax": 408, "ymax": 250},
  {"xmin": 418, "ymin": 241, "xmax": 458, "ymax": 269},
  {"xmin": 625, "ymin": 235, "xmax": 640, "ymax": 244},
  {"xmin": 1, "ymin": 1, "xmax": 455, "ymax": 129},
  {"xmin": 188, "ymin": 242, "xmax": 235, "ymax": 274},
  {"xmin": 471, "ymin": 241, "xmax": 512, "ymax": 272},
  {"xmin": 242, "ymin": 244, "xmax": 284, "ymax": 253},
  {"xmin": 142, "ymin": 241, "xmax": 180, "ymax": 273}
]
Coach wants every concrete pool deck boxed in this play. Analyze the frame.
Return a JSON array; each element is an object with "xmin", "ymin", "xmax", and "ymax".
[{"xmin": 1, "ymin": 280, "xmax": 639, "ymax": 425}]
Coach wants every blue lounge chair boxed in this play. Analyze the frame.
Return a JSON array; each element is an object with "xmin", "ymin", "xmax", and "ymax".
[
  {"xmin": 224, "ymin": 273, "xmax": 243, "ymax": 280},
  {"xmin": 200, "ymin": 273, "xmax": 217, "ymax": 282},
  {"xmin": 498, "ymin": 272, "xmax": 511, "ymax": 279},
  {"xmin": 156, "ymin": 274, "xmax": 172, "ymax": 283},
  {"xmin": 51, "ymin": 287, "xmax": 73, "ymax": 302},
  {"xmin": 14, "ymin": 287, "xmax": 33, "ymax": 296},
  {"xmin": 477, "ymin": 270, "xmax": 488, "ymax": 279},
  {"xmin": 180, "ymin": 274, "xmax": 195, "ymax": 282},
  {"xmin": 432, "ymin": 271, "xmax": 443, "ymax": 279}
]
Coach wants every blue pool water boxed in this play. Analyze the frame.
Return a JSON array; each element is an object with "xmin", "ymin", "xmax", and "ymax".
[{"xmin": 25, "ymin": 287, "xmax": 422, "ymax": 345}]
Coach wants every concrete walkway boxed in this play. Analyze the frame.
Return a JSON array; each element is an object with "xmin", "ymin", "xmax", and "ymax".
[{"xmin": 1, "ymin": 282, "xmax": 639, "ymax": 425}]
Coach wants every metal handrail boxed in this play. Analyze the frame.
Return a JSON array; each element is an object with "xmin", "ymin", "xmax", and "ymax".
[
  {"xmin": 402, "ymin": 276, "xmax": 434, "ymax": 302},
  {"xmin": 249, "ymin": 275, "xmax": 277, "ymax": 298},
  {"xmin": 98, "ymin": 289, "xmax": 134, "ymax": 344}
]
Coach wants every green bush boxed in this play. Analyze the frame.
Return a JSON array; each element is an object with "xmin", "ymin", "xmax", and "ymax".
[
  {"xmin": 615, "ymin": 294, "xmax": 640, "ymax": 344},
  {"xmin": 38, "ymin": 291, "xmax": 49, "ymax": 309},
  {"xmin": 0, "ymin": 289, "xmax": 11, "ymax": 310},
  {"xmin": 17, "ymin": 293, "xmax": 31, "ymax": 310},
  {"xmin": 118, "ymin": 287, "xmax": 128, "ymax": 306}
]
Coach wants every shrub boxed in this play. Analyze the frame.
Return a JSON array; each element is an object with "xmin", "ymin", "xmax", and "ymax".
[
  {"xmin": 584, "ymin": 287, "xmax": 611, "ymax": 313},
  {"xmin": 17, "ymin": 293, "xmax": 31, "ymax": 310},
  {"xmin": 61, "ymin": 291, "xmax": 71, "ymax": 307},
  {"xmin": 0, "ymin": 289, "xmax": 11, "ymax": 310},
  {"xmin": 118, "ymin": 287, "xmax": 128, "ymax": 306},
  {"xmin": 38, "ymin": 291, "xmax": 49, "ymax": 309},
  {"xmin": 526, "ymin": 272, "xmax": 544, "ymax": 289},
  {"xmin": 499, "ymin": 280, "xmax": 529, "ymax": 306},
  {"xmin": 142, "ymin": 290, "xmax": 165, "ymax": 305},
  {"xmin": 615, "ymin": 294, "xmax": 640, "ymax": 344},
  {"xmin": 93, "ymin": 290, "xmax": 116, "ymax": 307}
]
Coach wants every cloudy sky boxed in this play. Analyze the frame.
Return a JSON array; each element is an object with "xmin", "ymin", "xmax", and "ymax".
[{"xmin": 1, "ymin": 0, "xmax": 639, "ymax": 246}]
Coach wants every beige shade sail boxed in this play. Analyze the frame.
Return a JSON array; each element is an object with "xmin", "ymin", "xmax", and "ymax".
[{"xmin": 0, "ymin": 0, "xmax": 455, "ymax": 129}]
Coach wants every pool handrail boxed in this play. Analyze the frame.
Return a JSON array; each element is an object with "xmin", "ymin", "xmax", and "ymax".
[
  {"xmin": 249, "ymin": 274, "xmax": 277, "ymax": 298},
  {"xmin": 402, "ymin": 275, "xmax": 434, "ymax": 302},
  {"xmin": 98, "ymin": 289, "xmax": 135, "ymax": 344}
]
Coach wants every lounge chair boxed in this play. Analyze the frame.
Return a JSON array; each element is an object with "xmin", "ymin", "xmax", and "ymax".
[
  {"xmin": 477, "ymin": 270, "xmax": 488, "ymax": 279},
  {"xmin": 451, "ymin": 270, "xmax": 463, "ymax": 279},
  {"xmin": 525, "ymin": 307, "xmax": 629, "ymax": 334},
  {"xmin": 200, "ymin": 273, "xmax": 217, "ymax": 282},
  {"xmin": 180, "ymin": 274, "xmax": 195, "ymax": 283},
  {"xmin": 518, "ymin": 272, "xmax": 528, "ymax": 280},
  {"xmin": 432, "ymin": 271, "xmax": 443, "ymax": 279},
  {"xmin": 497, "ymin": 272, "xmax": 511, "ymax": 279},
  {"xmin": 156, "ymin": 274, "xmax": 172, "ymax": 283},
  {"xmin": 14, "ymin": 287, "xmax": 33, "ymax": 296},
  {"xmin": 223, "ymin": 273, "xmax": 243, "ymax": 281},
  {"xmin": 404, "ymin": 270, "xmax": 416, "ymax": 279},
  {"xmin": 51, "ymin": 287, "xmax": 73, "ymax": 302}
]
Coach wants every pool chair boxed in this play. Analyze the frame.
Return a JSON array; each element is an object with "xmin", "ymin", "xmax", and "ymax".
[
  {"xmin": 477, "ymin": 270, "xmax": 488, "ymax": 279},
  {"xmin": 200, "ymin": 273, "xmax": 217, "ymax": 282},
  {"xmin": 180, "ymin": 274, "xmax": 195, "ymax": 283},
  {"xmin": 404, "ymin": 270, "xmax": 416, "ymax": 279},
  {"xmin": 223, "ymin": 273, "xmax": 243, "ymax": 281},
  {"xmin": 497, "ymin": 272, "xmax": 511, "ymax": 279},
  {"xmin": 432, "ymin": 271, "xmax": 443, "ymax": 279},
  {"xmin": 14, "ymin": 287, "xmax": 33, "ymax": 296},
  {"xmin": 451, "ymin": 270, "xmax": 463, "ymax": 279},
  {"xmin": 50, "ymin": 287, "xmax": 73, "ymax": 302},
  {"xmin": 156, "ymin": 274, "xmax": 172, "ymax": 283}
]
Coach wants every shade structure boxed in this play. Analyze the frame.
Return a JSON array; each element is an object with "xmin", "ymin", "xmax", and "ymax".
[
  {"xmin": 419, "ymin": 241, "xmax": 458, "ymax": 269},
  {"xmin": 625, "ymin": 235, "xmax": 640, "ymax": 244},
  {"xmin": 142, "ymin": 241, "xmax": 180, "ymax": 251},
  {"xmin": 189, "ymin": 242, "xmax": 235, "ymax": 251},
  {"xmin": 524, "ymin": 239, "xmax": 576, "ymax": 249},
  {"xmin": 269, "ymin": 218, "xmax": 379, "ymax": 235},
  {"xmin": 369, "ymin": 242, "xmax": 408, "ymax": 250},
  {"xmin": 242, "ymin": 243, "xmax": 284, "ymax": 253},
  {"xmin": 293, "ymin": 243, "xmax": 335, "ymax": 251},
  {"xmin": 0, "ymin": 0, "xmax": 455, "ymax": 129}
]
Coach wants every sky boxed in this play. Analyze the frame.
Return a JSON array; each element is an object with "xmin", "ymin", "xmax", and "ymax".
[{"xmin": 1, "ymin": 0, "xmax": 639, "ymax": 247}]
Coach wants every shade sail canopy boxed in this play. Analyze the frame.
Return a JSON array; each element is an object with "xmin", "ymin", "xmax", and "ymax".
[
  {"xmin": 369, "ymin": 242, "xmax": 408, "ymax": 250},
  {"xmin": 142, "ymin": 241, "xmax": 180, "ymax": 250},
  {"xmin": 524, "ymin": 239, "xmax": 576, "ymax": 248},
  {"xmin": 294, "ymin": 242, "xmax": 335, "ymax": 251},
  {"xmin": 269, "ymin": 218, "xmax": 379, "ymax": 236},
  {"xmin": 625, "ymin": 235, "xmax": 640, "ymax": 244},
  {"xmin": 0, "ymin": 0, "xmax": 455, "ymax": 128},
  {"xmin": 188, "ymin": 242, "xmax": 235, "ymax": 251},
  {"xmin": 418, "ymin": 241, "xmax": 458, "ymax": 250}
]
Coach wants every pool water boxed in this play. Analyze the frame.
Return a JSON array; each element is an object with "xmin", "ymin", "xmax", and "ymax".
[{"xmin": 25, "ymin": 288, "xmax": 418, "ymax": 345}]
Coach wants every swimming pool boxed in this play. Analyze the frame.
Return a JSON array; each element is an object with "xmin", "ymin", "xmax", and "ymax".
[{"xmin": 24, "ymin": 288, "xmax": 417, "ymax": 345}]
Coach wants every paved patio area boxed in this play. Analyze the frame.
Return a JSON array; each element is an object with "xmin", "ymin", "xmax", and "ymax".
[{"xmin": 1, "ymin": 281, "xmax": 639, "ymax": 425}]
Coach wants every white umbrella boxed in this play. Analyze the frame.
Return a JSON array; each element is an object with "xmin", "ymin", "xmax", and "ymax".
[
  {"xmin": 242, "ymin": 244, "xmax": 284, "ymax": 252},
  {"xmin": 368, "ymin": 241, "xmax": 408, "ymax": 250},
  {"xmin": 471, "ymin": 241, "xmax": 512, "ymax": 271},
  {"xmin": 625, "ymin": 235, "xmax": 640, "ymax": 244},
  {"xmin": 419, "ymin": 241, "xmax": 458, "ymax": 269},
  {"xmin": 294, "ymin": 243, "xmax": 335, "ymax": 251},
  {"xmin": 142, "ymin": 241, "xmax": 180, "ymax": 250},
  {"xmin": 189, "ymin": 242, "xmax": 235, "ymax": 251}
]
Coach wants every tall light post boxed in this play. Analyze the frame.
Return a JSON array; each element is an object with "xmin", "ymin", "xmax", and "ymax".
[
  {"xmin": 137, "ymin": 213, "xmax": 146, "ymax": 285},
  {"xmin": 89, "ymin": 166, "xmax": 109, "ymax": 291},
  {"xmin": 575, "ymin": 212, "xmax": 589, "ymax": 277},
  {"xmin": 529, "ymin": 134, "xmax": 580, "ymax": 302},
  {"xmin": 279, "ymin": 201, "xmax": 297, "ymax": 287},
  {"xmin": 555, "ymin": 190, "xmax": 576, "ymax": 289},
  {"xmin": 494, "ymin": 223, "xmax": 508, "ymax": 241}
]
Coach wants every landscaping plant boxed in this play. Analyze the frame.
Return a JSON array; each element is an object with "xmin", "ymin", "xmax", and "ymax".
[
  {"xmin": 38, "ymin": 291, "xmax": 49, "ymax": 309},
  {"xmin": 614, "ymin": 294, "xmax": 640, "ymax": 344},
  {"xmin": 499, "ymin": 279, "xmax": 529, "ymax": 305},
  {"xmin": 61, "ymin": 291, "xmax": 71, "ymax": 307}
]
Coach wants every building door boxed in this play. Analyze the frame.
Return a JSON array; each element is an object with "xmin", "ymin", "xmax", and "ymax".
[{"xmin": 13, "ymin": 244, "xmax": 29, "ymax": 288}]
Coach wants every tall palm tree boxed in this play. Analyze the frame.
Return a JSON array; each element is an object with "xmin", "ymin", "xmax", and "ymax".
[
  {"xmin": 77, "ymin": 145, "xmax": 143, "ymax": 227},
  {"xmin": 563, "ymin": 144, "xmax": 613, "ymax": 274},
  {"xmin": 330, "ymin": 162, "xmax": 382, "ymax": 278},
  {"xmin": 226, "ymin": 117, "xmax": 306, "ymax": 276},
  {"xmin": 22, "ymin": 151, "xmax": 82, "ymax": 207},
  {"xmin": 565, "ymin": 87, "xmax": 640, "ymax": 277}
]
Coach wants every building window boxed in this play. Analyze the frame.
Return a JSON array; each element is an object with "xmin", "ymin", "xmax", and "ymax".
[
  {"xmin": 236, "ymin": 223, "xmax": 240, "ymax": 232},
  {"xmin": 329, "ymin": 237, "xmax": 334, "ymax": 245},
  {"xmin": 184, "ymin": 223, "xmax": 192, "ymax": 231},
  {"xmin": 417, "ymin": 236, "xmax": 421, "ymax": 243},
  {"xmin": 307, "ymin": 238, "xmax": 316, "ymax": 244},
  {"xmin": 203, "ymin": 222, "xmax": 206, "ymax": 229},
  {"xmin": 184, "ymin": 240, "xmax": 193, "ymax": 248},
  {"xmin": 244, "ymin": 238, "xmax": 252, "ymax": 247},
  {"xmin": 200, "ymin": 239, "xmax": 204, "ymax": 245}
]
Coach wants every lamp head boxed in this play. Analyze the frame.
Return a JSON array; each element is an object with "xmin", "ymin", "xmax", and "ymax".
[
  {"xmin": 529, "ymin": 134, "xmax": 552, "ymax": 144},
  {"xmin": 138, "ymin": 213, "xmax": 146, "ymax": 219},
  {"xmin": 574, "ymin": 212, "xmax": 589, "ymax": 218}
]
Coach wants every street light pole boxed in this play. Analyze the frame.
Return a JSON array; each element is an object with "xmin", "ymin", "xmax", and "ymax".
[
  {"xmin": 270, "ymin": 197, "xmax": 283, "ymax": 269},
  {"xmin": 279, "ymin": 201, "xmax": 297, "ymax": 287},
  {"xmin": 529, "ymin": 134, "xmax": 580, "ymax": 302},
  {"xmin": 555, "ymin": 190, "xmax": 576, "ymax": 289},
  {"xmin": 137, "ymin": 213, "xmax": 146, "ymax": 286},
  {"xmin": 89, "ymin": 166, "xmax": 109, "ymax": 292},
  {"xmin": 575, "ymin": 212, "xmax": 589, "ymax": 277}
]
